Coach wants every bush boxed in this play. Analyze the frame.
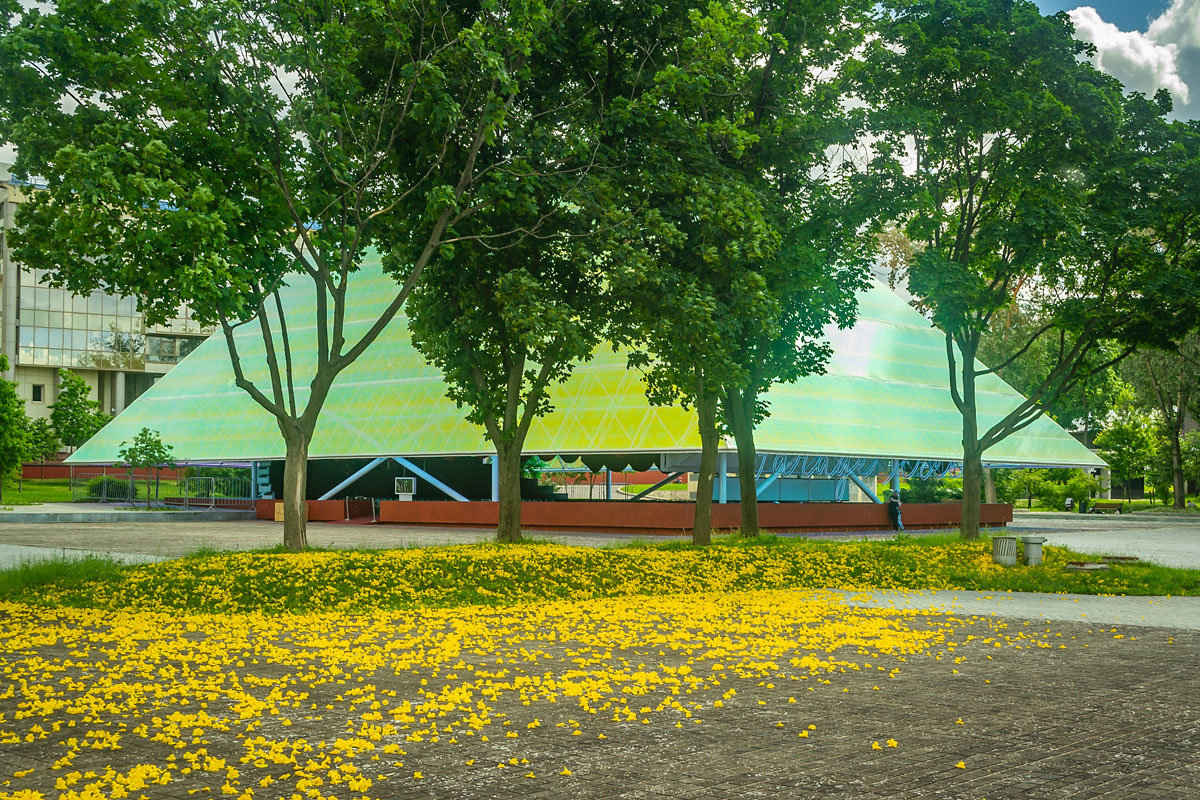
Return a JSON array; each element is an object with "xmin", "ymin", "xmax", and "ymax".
[
  {"xmin": 1034, "ymin": 480, "xmax": 1067, "ymax": 510},
  {"xmin": 86, "ymin": 475, "xmax": 136, "ymax": 502},
  {"xmin": 1065, "ymin": 472, "xmax": 1100, "ymax": 505},
  {"xmin": 902, "ymin": 477, "xmax": 952, "ymax": 503}
]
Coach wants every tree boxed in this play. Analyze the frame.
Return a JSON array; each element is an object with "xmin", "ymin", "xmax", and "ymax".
[
  {"xmin": 860, "ymin": 0, "xmax": 1200, "ymax": 538},
  {"xmin": 617, "ymin": 0, "xmax": 880, "ymax": 542},
  {"xmin": 406, "ymin": 0, "xmax": 647, "ymax": 544},
  {"xmin": 118, "ymin": 428, "xmax": 175, "ymax": 509},
  {"xmin": 49, "ymin": 370, "xmax": 108, "ymax": 450},
  {"xmin": 1094, "ymin": 407, "xmax": 1157, "ymax": 507},
  {"xmin": 24, "ymin": 417, "xmax": 59, "ymax": 480},
  {"xmin": 1121, "ymin": 334, "xmax": 1200, "ymax": 508},
  {"xmin": 408, "ymin": 205, "xmax": 615, "ymax": 543},
  {"xmin": 1, "ymin": 0, "xmax": 598, "ymax": 550},
  {"xmin": 0, "ymin": 356, "xmax": 29, "ymax": 503},
  {"xmin": 979, "ymin": 308, "xmax": 1127, "ymax": 442}
]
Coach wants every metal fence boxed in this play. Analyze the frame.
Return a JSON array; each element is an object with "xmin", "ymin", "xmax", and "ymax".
[
  {"xmin": 70, "ymin": 470, "xmax": 253, "ymax": 508},
  {"xmin": 167, "ymin": 475, "xmax": 254, "ymax": 509},
  {"xmin": 71, "ymin": 470, "xmax": 140, "ymax": 503}
]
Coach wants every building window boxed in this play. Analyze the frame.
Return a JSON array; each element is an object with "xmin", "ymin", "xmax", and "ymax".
[{"xmin": 31, "ymin": 384, "xmax": 44, "ymax": 402}]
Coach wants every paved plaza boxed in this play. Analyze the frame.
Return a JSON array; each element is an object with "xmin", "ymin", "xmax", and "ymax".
[{"xmin": 1, "ymin": 511, "xmax": 1198, "ymax": 798}]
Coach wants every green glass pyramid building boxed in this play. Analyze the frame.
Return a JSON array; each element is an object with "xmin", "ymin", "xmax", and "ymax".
[{"xmin": 69, "ymin": 254, "xmax": 1103, "ymax": 470}]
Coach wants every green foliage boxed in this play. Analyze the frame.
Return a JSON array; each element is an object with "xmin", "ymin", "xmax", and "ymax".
[
  {"xmin": 0, "ymin": 554, "xmax": 126, "ymax": 599},
  {"xmin": 86, "ymin": 475, "xmax": 136, "ymax": 502},
  {"xmin": 1095, "ymin": 405, "xmax": 1158, "ymax": 502},
  {"xmin": 5, "ymin": 538, "xmax": 1199, "ymax": 613},
  {"xmin": 979, "ymin": 310, "xmax": 1128, "ymax": 434},
  {"xmin": 0, "ymin": 356, "xmax": 30, "ymax": 500},
  {"xmin": 858, "ymin": 0, "xmax": 1200, "ymax": 536},
  {"xmin": 118, "ymin": 427, "xmax": 175, "ymax": 507},
  {"xmin": 0, "ymin": 0, "xmax": 604, "ymax": 548},
  {"xmin": 1064, "ymin": 471, "xmax": 1101, "ymax": 505},
  {"xmin": 1121, "ymin": 335, "xmax": 1200, "ymax": 505},
  {"xmin": 902, "ymin": 477, "xmax": 951, "ymax": 503},
  {"xmin": 49, "ymin": 370, "xmax": 107, "ymax": 449},
  {"xmin": 1183, "ymin": 432, "xmax": 1200, "ymax": 488},
  {"xmin": 24, "ymin": 417, "xmax": 59, "ymax": 463},
  {"xmin": 118, "ymin": 428, "xmax": 174, "ymax": 471}
]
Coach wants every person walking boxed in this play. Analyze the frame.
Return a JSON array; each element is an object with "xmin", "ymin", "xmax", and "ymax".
[{"xmin": 887, "ymin": 491, "xmax": 904, "ymax": 531}]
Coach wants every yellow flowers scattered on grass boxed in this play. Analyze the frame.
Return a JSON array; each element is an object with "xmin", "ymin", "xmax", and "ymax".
[{"xmin": 7, "ymin": 540, "xmax": 1024, "ymax": 615}]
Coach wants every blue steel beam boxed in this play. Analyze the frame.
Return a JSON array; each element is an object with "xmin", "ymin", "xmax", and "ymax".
[
  {"xmin": 850, "ymin": 475, "xmax": 882, "ymax": 504},
  {"xmin": 318, "ymin": 457, "xmax": 386, "ymax": 500},
  {"xmin": 755, "ymin": 471, "xmax": 781, "ymax": 498},
  {"xmin": 718, "ymin": 452, "xmax": 728, "ymax": 504},
  {"xmin": 392, "ymin": 456, "xmax": 469, "ymax": 502}
]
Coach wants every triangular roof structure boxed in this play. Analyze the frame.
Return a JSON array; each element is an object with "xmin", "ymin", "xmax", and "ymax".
[{"xmin": 69, "ymin": 255, "xmax": 1103, "ymax": 469}]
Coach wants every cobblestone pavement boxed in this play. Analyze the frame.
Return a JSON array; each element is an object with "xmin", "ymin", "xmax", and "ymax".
[{"xmin": 0, "ymin": 596, "xmax": 1196, "ymax": 800}]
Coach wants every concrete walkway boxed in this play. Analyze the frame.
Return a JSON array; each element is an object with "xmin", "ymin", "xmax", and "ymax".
[
  {"xmin": 1011, "ymin": 509, "xmax": 1200, "ymax": 569},
  {"xmin": 838, "ymin": 588, "xmax": 1200, "ymax": 630},
  {"xmin": 0, "ymin": 502, "xmax": 255, "ymax": 523}
]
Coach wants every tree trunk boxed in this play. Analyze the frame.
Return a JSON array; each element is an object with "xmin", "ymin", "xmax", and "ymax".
[
  {"xmin": 984, "ymin": 468, "xmax": 997, "ymax": 504},
  {"xmin": 725, "ymin": 389, "xmax": 759, "ymax": 538},
  {"xmin": 1171, "ymin": 431, "xmax": 1185, "ymax": 509},
  {"xmin": 961, "ymin": 446, "xmax": 983, "ymax": 538},
  {"xmin": 693, "ymin": 391, "xmax": 719, "ymax": 546},
  {"xmin": 496, "ymin": 443, "xmax": 524, "ymax": 543},
  {"xmin": 958, "ymin": 341, "xmax": 982, "ymax": 540},
  {"xmin": 281, "ymin": 429, "xmax": 310, "ymax": 551}
]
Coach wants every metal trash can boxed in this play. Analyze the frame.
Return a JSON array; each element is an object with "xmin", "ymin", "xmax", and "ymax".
[
  {"xmin": 1021, "ymin": 536, "xmax": 1046, "ymax": 566},
  {"xmin": 991, "ymin": 535, "xmax": 1017, "ymax": 566}
]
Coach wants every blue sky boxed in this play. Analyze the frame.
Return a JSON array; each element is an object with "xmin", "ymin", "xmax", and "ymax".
[
  {"xmin": 1035, "ymin": 2, "xmax": 1171, "ymax": 31},
  {"xmin": 1033, "ymin": 1, "xmax": 1200, "ymax": 120}
]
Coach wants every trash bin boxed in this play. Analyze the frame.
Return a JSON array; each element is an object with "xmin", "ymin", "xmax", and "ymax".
[
  {"xmin": 1021, "ymin": 536, "xmax": 1046, "ymax": 566},
  {"xmin": 991, "ymin": 536, "xmax": 1017, "ymax": 566}
]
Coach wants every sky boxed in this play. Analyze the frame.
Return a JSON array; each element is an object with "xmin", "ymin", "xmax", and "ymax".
[
  {"xmin": 1, "ymin": 0, "xmax": 1196, "ymax": 168},
  {"xmin": 1036, "ymin": 0, "xmax": 1200, "ymax": 120}
]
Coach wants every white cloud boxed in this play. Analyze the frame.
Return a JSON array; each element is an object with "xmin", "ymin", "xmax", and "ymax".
[
  {"xmin": 1070, "ymin": 6, "xmax": 1189, "ymax": 103},
  {"xmin": 1069, "ymin": 1, "xmax": 1200, "ymax": 119}
]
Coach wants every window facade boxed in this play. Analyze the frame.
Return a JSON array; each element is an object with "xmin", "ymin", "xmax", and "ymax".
[
  {"xmin": 15, "ymin": 267, "xmax": 208, "ymax": 369},
  {"xmin": 31, "ymin": 384, "xmax": 43, "ymax": 402}
]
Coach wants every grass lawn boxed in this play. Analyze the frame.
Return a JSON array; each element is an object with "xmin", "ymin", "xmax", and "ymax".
[
  {"xmin": 1013, "ymin": 494, "xmax": 1200, "ymax": 513},
  {"xmin": 2, "ymin": 533, "xmax": 1196, "ymax": 614},
  {"xmin": 0, "ymin": 476, "xmax": 73, "ymax": 505},
  {"xmin": 0, "ymin": 476, "xmax": 198, "ymax": 506}
]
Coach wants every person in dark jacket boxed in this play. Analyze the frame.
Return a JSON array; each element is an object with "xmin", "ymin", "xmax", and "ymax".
[{"xmin": 887, "ymin": 492, "xmax": 904, "ymax": 531}]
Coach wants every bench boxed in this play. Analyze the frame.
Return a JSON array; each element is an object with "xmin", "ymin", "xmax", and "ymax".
[{"xmin": 1089, "ymin": 501, "xmax": 1123, "ymax": 514}]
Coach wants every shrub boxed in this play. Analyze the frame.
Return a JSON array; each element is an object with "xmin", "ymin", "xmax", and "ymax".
[
  {"xmin": 1034, "ymin": 480, "xmax": 1067, "ymax": 510},
  {"xmin": 86, "ymin": 475, "xmax": 136, "ymax": 502},
  {"xmin": 1065, "ymin": 472, "xmax": 1100, "ymax": 505}
]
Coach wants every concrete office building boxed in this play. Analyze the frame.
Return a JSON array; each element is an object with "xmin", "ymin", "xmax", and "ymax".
[{"xmin": 1, "ymin": 163, "xmax": 210, "ymax": 421}]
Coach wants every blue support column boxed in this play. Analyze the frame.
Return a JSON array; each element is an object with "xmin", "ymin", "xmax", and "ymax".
[
  {"xmin": 490, "ymin": 456, "xmax": 499, "ymax": 502},
  {"xmin": 318, "ymin": 457, "xmax": 386, "ymax": 500},
  {"xmin": 755, "ymin": 471, "xmax": 781, "ymax": 498},
  {"xmin": 850, "ymin": 475, "xmax": 882, "ymax": 504},
  {"xmin": 718, "ymin": 452, "xmax": 728, "ymax": 504},
  {"xmin": 392, "ymin": 456, "xmax": 469, "ymax": 502},
  {"xmin": 250, "ymin": 462, "xmax": 259, "ymax": 500},
  {"xmin": 605, "ymin": 468, "xmax": 613, "ymax": 500},
  {"xmin": 891, "ymin": 461, "xmax": 901, "ymax": 497}
]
